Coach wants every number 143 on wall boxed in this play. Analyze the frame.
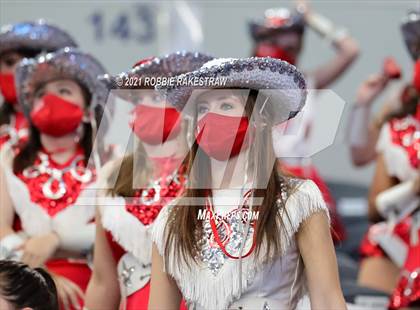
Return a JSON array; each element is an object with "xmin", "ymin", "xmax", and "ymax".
[{"xmin": 88, "ymin": 4, "xmax": 156, "ymax": 44}]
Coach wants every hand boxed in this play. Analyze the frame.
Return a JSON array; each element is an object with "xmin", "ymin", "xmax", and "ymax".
[
  {"xmin": 19, "ymin": 232, "xmax": 60, "ymax": 268},
  {"xmin": 356, "ymin": 74, "xmax": 389, "ymax": 106},
  {"xmin": 295, "ymin": 0, "xmax": 312, "ymax": 17},
  {"xmin": 51, "ymin": 273, "xmax": 84, "ymax": 310}
]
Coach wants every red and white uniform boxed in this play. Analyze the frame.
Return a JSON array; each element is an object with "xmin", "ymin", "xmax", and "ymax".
[
  {"xmin": 359, "ymin": 113, "xmax": 420, "ymax": 308},
  {"xmin": 0, "ymin": 144, "xmax": 96, "ymax": 308},
  {"xmin": 98, "ymin": 157, "xmax": 187, "ymax": 309}
]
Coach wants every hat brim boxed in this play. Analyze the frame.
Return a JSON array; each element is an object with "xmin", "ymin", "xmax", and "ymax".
[
  {"xmin": 15, "ymin": 48, "xmax": 108, "ymax": 117},
  {"xmin": 101, "ymin": 51, "xmax": 214, "ymax": 93},
  {"xmin": 159, "ymin": 57, "xmax": 307, "ymax": 125},
  {"xmin": 0, "ymin": 21, "xmax": 77, "ymax": 55}
]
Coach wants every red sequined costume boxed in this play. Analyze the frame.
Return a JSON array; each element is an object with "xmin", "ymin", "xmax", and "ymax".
[
  {"xmin": 99, "ymin": 157, "xmax": 187, "ymax": 309},
  {"xmin": 0, "ymin": 110, "xmax": 28, "ymax": 232},
  {"xmin": 359, "ymin": 112, "xmax": 420, "ymax": 309},
  {"xmin": 0, "ymin": 144, "xmax": 96, "ymax": 309}
]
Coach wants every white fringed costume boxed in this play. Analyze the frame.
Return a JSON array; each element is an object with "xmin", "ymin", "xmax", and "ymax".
[{"xmin": 152, "ymin": 179, "xmax": 329, "ymax": 310}]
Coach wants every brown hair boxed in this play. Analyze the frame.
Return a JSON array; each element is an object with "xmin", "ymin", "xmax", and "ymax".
[
  {"xmin": 108, "ymin": 142, "xmax": 153, "ymax": 197},
  {"xmin": 12, "ymin": 82, "xmax": 93, "ymax": 173},
  {"xmin": 386, "ymin": 83, "xmax": 419, "ymax": 121},
  {"xmin": 164, "ymin": 89, "xmax": 293, "ymax": 267}
]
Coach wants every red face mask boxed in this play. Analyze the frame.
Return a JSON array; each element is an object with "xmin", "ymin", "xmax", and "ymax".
[
  {"xmin": 254, "ymin": 43, "xmax": 296, "ymax": 65},
  {"xmin": 413, "ymin": 59, "xmax": 420, "ymax": 93},
  {"xmin": 0, "ymin": 73, "xmax": 17, "ymax": 104},
  {"xmin": 130, "ymin": 105, "xmax": 181, "ymax": 145},
  {"xmin": 30, "ymin": 93, "xmax": 84, "ymax": 137},
  {"xmin": 195, "ymin": 113, "xmax": 252, "ymax": 161}
]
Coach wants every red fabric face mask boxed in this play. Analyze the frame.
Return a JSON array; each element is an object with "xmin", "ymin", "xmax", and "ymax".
[
  {"xmin": 130, "ymin": 105, "xmax": 181, "ymax": 145},
  {"xmin": 254, "ymin": 43, "xmax": 296, "ymax": 65},
  {"xmin": 0, "ymin": 73, "xmax": 17, "ymax": 104},
  {"xmin": 30, "ymin": 93, "xmax": 84, "ymax": 137},
  {"xmin": 413, "ymin": 59, "xmax": 420, "ymax": 93},
  {"xmin": 195, "ymin": 113, "xmax": 252, "ymax": 161}
]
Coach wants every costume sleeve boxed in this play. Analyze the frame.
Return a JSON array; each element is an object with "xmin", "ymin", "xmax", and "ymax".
[
  {"xmin": 376, "ymin": 122, "xmax": 390, "ymax": 154},
  {"xmin": 280, "ymin": 179, "xmax": 330, "ymax": 250},
  {"xmin": 150, "ymin": 204, "xmax": 172, "ymax": 257}
]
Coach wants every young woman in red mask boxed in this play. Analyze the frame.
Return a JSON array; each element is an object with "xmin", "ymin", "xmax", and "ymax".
[
  {"xmin": 249, "ymin": 0, "xmax": 359, "ymax": 244},
  {"xmin": 148, "ymin": 57, "xmax": 346, "ymax": 309},
  {"xmin": 85, "ymin": 51, "xmax": 213, "ymax": 310},
  {"xmin": 356, "ymin": 75, "xmax": 419, "ymax": 308},
  {"xmin": 348, "ymin": 9, "xmax": 420, "ymax": 167},
  {"xmin": 354, "ymin": 24, "xmax": 420, "ymax": 305},
  {"xmin": 0, "ymin": 20, "xmax": 77, "ymax": 149},
  {"xmin": 0, "ymin": 48, "xmax": 109, "ymax": 310}
]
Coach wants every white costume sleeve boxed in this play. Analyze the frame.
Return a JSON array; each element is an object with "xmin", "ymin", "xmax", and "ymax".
[
  {"xmin": 279, "ymin": 179, "xmax": 330, "ymax": 250},
  {"xmin": 54, "ymin": 223, "xmax": 95, "ymax": 254}
]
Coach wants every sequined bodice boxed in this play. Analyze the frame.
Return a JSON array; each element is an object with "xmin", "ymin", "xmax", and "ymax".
[
  {"xmin": 16, "ymin": 149, "xmax": 94, "ymax": 217},
  {"xmin": 389, "ymin": 116, "xmax": 419, "ymax": 170}
]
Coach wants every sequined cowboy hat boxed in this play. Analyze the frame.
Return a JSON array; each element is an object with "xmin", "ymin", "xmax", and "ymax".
[
  {"xmin": 249, "ymin": 8, "xmax": 305, "ymax": 41},
  {"xmin": 0, "ymin": 20, "xmax": 77, "ymax": 55},
  {"xmin": 401, "ymin": 9, "xmax": 420, "ymax": 60},
  {"xmin": 100, "ymin": 51, "xmax": 214, "ymax": 91},
  {"xmin": 159, "ymin": 57, "xmax": 307, "ymax": 125},
  {"xmin": 15, "ymin": 47, "xmax": 110, "ymax": 123}
]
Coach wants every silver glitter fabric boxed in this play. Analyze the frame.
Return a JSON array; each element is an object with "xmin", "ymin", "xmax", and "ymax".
[
  {"xmin": 100, "ymin": 51, "xmax": 214, "ymax": 90},
  {"xmin": 401, "ymin": 9, "xmax": 420, "ymax": 60},
  {"xmin": 199, "ymin": 208, "xmax": 256, "ymax": 276},
  {"xmin": 0, "ymin": 20, "xmax": 77, "ymax": 55},
  {"xmin": 15, "ymin": 47, "xmax": 109, "ymax": 117},
  {"xmin": 249, "ymin": 8, "xmax": 305, "ymax": 41},
  {"xmin": 160, "ymin": 57, "xmax": 307, "ymax": 125}
]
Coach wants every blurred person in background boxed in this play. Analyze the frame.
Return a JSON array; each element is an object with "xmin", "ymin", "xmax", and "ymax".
[
  {"xmin": 249, "ymin": 0, "xmax": 360, "ymax": 243},
  {"xmin": 0, "ymin": 20, "xmax": 77, "ymax": 149},
  {"xmin": 0, "ymin": 48, "xmax": 110, "ymax": 310},
  {"xmin": 356, "ymin": 23, "xmax": 420, "ymax": 306},
  {"xmin": 0, "ymin": 20, "xmax": 78, "ymax": 248},
  {"xmin": 85, "ymin": 51, "xmax": 212, "ymax": 310},
  {"xmin": 348, "ymin": 9, "xmax": 420, "ymax": 167},
  {"xmin": 0, "ymin": 260, "xmax": 58, "ymax": 310}
]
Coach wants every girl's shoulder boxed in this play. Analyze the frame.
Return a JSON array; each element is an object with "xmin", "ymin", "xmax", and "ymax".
[{"xmin": 278, "ymin": 178, "xmax": 330, "ymax": 239}]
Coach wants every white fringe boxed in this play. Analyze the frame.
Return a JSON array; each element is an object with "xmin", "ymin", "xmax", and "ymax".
[
  {"xmin": 152, "ymin": 205, "xmax": 258, "ymax": 309},
  {"xmin": 279, "ymin": 179, "xmax": 331, "ymax": 253},
  {"xmin": 1, "ymin": 144, "xmax": 97, "ymax": 242},
  {"xmin": 152, "ymin": 179, "xmax": 330, "ymax": 309},
  {"xmin": 100, "ymin": 199, "xmax": 153, "ymax": 264}
]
